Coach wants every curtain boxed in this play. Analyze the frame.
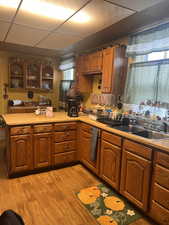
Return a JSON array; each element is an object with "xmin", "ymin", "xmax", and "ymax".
[
  {"xmin": 59, "ymin": 58, "xmax": 75, "ymax": 71},
  {"xmin": 124, "ymin": 60, "xmax": 169, "ymax": 105},
  {"xmin": 127, "ymin": 22, "xmax": 169, "ymax": 56},
  {"xmin": 124, "ymin": 62, "xmax": 158, "ymax": 104},
  {"xmin": 157, "ymin": 62, "xmax": 169, "ymax": 102}
]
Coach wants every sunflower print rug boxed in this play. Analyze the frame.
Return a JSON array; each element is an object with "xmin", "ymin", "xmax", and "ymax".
[{"xmin": 77, "ymin": 183, "xmax": 142, "ymax": 225}]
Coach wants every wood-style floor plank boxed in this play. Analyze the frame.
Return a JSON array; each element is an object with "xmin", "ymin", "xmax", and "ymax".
[{"xmin": 0, "ymin": 158, "xmax": 155, "ymax": 225}]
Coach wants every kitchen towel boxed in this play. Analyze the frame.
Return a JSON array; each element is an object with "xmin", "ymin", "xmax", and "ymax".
[{"xmin": 91, "ymin": 127, "xmax": 99, "ymax": 161}]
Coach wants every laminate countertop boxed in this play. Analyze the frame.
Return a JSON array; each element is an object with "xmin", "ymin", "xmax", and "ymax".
[{"xmin": 2, "ymin": 112, "xmax": 169, "ymax": 154}]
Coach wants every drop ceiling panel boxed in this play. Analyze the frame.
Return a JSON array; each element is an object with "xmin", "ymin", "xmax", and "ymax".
[
  {"xmin": 0, "ymin": 21, "xmax": 10, "ymax": 41},
  {"xmin": 6, "ymin": 24, "xmax": 49, "ymax": 46},
  {"xmin": 58, "ymin": 0, "xmax": 134, "ymax": 38},
  {"xmin": 14, "ymin": 0, "xmax": 90, "ymax": 31},
  {"xmin": 107, "ymin": 0, "xmax": 165, "ymax": 11},
  {"xmin": 0, "ymin": 0, "xmax": 20, "ymax": 22},
  {"xmin": 37, "ymin": 32, "xmax": 82, "ymax": 50}
]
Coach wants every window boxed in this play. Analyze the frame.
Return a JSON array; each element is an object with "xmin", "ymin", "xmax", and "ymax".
[
  {"xmin": 125, "ymin": 23, "xmax": 169, "ymax": 107},
  {"xmin": 59, "ymin": 68, "xmax": 74, "ymax": 104},
  {"xmin": 62, "ymin": 68, "xmax": 74, "ymax": 80}
]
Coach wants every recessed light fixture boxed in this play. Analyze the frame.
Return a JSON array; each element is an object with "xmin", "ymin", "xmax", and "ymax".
[{"xmin": 0, "ymin": 0, "xmax": 90, "ymax": 23}]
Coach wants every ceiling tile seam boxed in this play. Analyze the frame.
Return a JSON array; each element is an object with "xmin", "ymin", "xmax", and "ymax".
[
  {"xmin": 103, "ymin": 0, "xmax": 137, "ymax": 12},
  {"xmin": 3, "ymin": 0, "xmax": 24, "ymax": 42},
  {"xmin": 12, "ymin": 22, "xmax": 50, "ymax": 32},
  {"xmin": 11, "ymin": 22, "xmax": 85, "ymax": 38},
  {"xmin": 0, "ymin": 41, "xmax": 59, "ymax": 57},
  {"xmin": 33, "ymin": 0, "xmax": 93, "ymax": 47},
  {"xmin": 0, "ymin": 19, "xmax": 11, "ymax": 23}
]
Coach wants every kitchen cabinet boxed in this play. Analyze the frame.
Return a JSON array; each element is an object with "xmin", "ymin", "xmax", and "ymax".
[
  {"xmin": 34, "ymin": 133, "xmax": 52, "ymax": 169},
  {"xmin": 9, "ymin": 57, "xmax": 54, "ymax": 91},
  {"xmin": 120, "ymin": 140, "xmax": 152, "ymax": 211},
  {"xmin": 10, "ymin": 134, "xmax": 33, "ymax": 173},
  {"xmin": 80, "ymin": 51, "xmax": 102, "ymax": 74},
  {"xmin": 100, "ymin": 131, "xmax": 122, "ymax": 190},
  {"xmin": 52, "ymin": 122, "xmax": 77, "ymax": 166},
  {"xmin": 78, "ymin": 123, "xmax": 100, "ymax": 175},
  {"xmin": 75, "ymin": 56, "xmax": 92, "ymax": 93},
  {"xmin": 85, "ymin": 51, "xmax": 102, "ymax": 73},
  {"xmin": 75, "ymin": 50, "xmax": 102, "ymax": 92},
  {"xmin": 101, "ymin": 45, "xmax": 127, "ymax": 94},
  {"xmin": 9, "ymin": 57, "xmax": 25, "ymax": 89},
  {"xmin": 101, "ymin": 47, "xmax": 115, "ymax": 93},
  {"xmin": 149, "ymin": 151, "xmax": 169, "ymax": 225}
]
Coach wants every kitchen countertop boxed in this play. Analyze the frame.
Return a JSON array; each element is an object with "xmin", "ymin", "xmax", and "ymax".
[{"xmin": 2, "ymin": 112, "xmax": 169, "ymax": 154}]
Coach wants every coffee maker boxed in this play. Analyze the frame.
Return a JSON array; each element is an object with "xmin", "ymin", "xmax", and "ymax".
[{"xmin": 67, "ymin": 98, "xmax": 79, "ymax": 117}]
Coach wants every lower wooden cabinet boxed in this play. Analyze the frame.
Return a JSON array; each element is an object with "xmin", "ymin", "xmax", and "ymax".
[
  {"xmin": 120, "ymin": 142, "xmax": 152, "ymax": 211},
  {"xmin": 52, "ymin": 151, "xmax": 76, "ymax": 165},
  {"xmin": 34, "ymin": 133, "xmax": 52, "ymax": 169},
  {"xmin": 149, "ymin": 151, "xmax": 169, "ymax": 225},
  {"xmin": 10, "ymin": 134, "xmax": 33, "ymax": 173},
  {"xmin": 100, "ymin": 140, "xmax": 121, "ymax": 191}
]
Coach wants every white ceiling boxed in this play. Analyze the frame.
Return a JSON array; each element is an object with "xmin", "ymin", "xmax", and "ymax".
[{"xmin": 0, "ymin": 0, "xmax": 166, "ymax": 51}]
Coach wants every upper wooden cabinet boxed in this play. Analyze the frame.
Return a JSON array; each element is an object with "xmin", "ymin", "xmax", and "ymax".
[
  {"xmin": 9, "ymin": 58, "xmax": 25, "ymax": 89},
  {"xmin": 80, "ymin": 51, "xmax": 102, "ymax": 74},
  {"xmin": 26, "ymin": 60, "xmax": 41, "ymax": 89},
  {"xmin": 75, "ymin": 56, "xmax": 93, "ymax": 93},
  {"xmin": 101, "ymin": 46, "xmax": 127, "ymax": 94},
  {"xmin": 75, "ymin": 46, "xmax": 127, "ymax": 94},
  {"xmin": 9, "ymin": 57, "xmax": 54, "ymax": 91}
]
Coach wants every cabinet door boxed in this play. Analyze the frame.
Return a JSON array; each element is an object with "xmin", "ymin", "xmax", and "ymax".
[
  {"xmin": 10, "ymin": 135, "xmax": 33, "ymax": 173},
  {"xmin": 75, "ymin": 56, "xmax": 92, "ymax": 93},
  {"xmin": 34, "ymin": 133, "xmax": 52, "ymax": 169},
  {"xmin": 93, "ymin": 51, "xmax": 102, "ymax": 72},
  {"xmin": 101, "ymin": 47, "xmax": 114, "ymax": 93},
  {"xmin": 100, "ymin": 140, "xmax": 121, "ymax": 190},
  {"xmin": 120, "ymin": 150, "xmax": 151, "ymax": 211}
]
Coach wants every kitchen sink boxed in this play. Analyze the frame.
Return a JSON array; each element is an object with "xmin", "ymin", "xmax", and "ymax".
[{"xmin": 112, "ymin": 125, "xmax": 169, "ymax": 139}]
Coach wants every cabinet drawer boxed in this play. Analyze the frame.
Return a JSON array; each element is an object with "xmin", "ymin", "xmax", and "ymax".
[
  {"xmin": 154, "ymin": 165, "xmax": 169, "ymax": 189},
  {"xmin": 153, "ymin": 183, "xmax": 169, "ymax": 210},
  {"xmin": 53, "ymin": 141, "xmax": 76, "ymax": 154},
  {"xmin": 155, "ymin": 151, "xmax": 169, "ymax": 169},
  {"xmin": 123, "ymin": 140, "xmax": 152, "ymax": 160},
  {"xmin": 80, "ymin": 123, "xmax": 92, "ymax": 133},
  {"xmin": 54, "ymin": 131, "xmax": 76, "ymax": 142},
  {"xmin": 52, "ymin": 151, "xmax": 76, "ymax": 165},
  {"xmin": 54, "ymin": 122, "xmax": 77, "ymax": 131},
  {"xmin": 150, "ymin": 201, "xmax": 169, "ymax": 225},
  {"xmin": 10, "ymin": 126, "xmax": 31, "ymax": 135},
  {"xmin": 33, "ymin": 124, "xmax": 53, "ymax": 133},
  {"xmin": 102, "ymin": 131, "xmax": 121, "ymax": 147}
]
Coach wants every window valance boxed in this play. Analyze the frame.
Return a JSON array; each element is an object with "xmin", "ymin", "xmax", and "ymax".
[{"xmin": 126, "ymin": 22, "xmax": 169, "ymax": 56}]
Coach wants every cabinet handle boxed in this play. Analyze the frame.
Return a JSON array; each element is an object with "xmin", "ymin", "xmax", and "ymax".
[
  {"xmin": 19, "ymin": 128, "xmax": 24, "ymax": 133},
  {"xmin": 62, "ymin": 126, "xmax": 67, "ymax": 130}
]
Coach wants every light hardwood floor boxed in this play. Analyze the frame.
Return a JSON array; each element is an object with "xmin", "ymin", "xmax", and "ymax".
[{"xmin": 0, "ymin": 157, "xmax": 155, "ymax": 225}]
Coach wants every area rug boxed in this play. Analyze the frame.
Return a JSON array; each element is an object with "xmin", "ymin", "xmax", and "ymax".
[{"xmin": 77, "ymin": 183, "xmax": 142, "ymax": 225}]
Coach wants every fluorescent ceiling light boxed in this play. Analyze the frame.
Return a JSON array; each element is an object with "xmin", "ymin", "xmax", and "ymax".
[
  {"xmin": 0, "ymin": 0, "xmax": 90, "ymax": 23},
  {"xmin": 0, "ymin": 0, "xmax": 20, "ymax": 9}
]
